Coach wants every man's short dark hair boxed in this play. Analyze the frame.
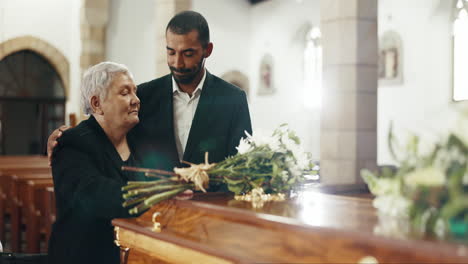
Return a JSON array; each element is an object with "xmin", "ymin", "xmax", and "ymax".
[{"xmin": 166, "ymin": 11, "xmax": 210, "ymax": 48}]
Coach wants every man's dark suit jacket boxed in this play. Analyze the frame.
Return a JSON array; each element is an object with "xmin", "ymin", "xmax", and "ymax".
[
  {"xmin": 48, "ymin": 116, "xmax": 143, "ymax": 264},
  {"xmin": 131, "ymin": 71, "xmax": 252, "ymax": 171}
]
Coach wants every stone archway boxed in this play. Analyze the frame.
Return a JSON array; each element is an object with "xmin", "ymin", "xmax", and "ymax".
[
  {"xmin": 0, "ymin": 36, "xmax": 69, "ymax": 154},
  {"xmin": 0, "ymin": 35, "xmax": 70, "ymax": 96},
  {"xmin": 221, "ymin": 70, "xmax": 250, "ymax": 99}
]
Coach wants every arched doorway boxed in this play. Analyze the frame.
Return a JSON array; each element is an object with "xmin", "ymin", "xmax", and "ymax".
[{"xmin": 0, "ymin": 50, "xmax": 66, "ymax": 155}]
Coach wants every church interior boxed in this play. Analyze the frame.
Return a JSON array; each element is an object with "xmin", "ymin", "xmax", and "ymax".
[{"xmin": 0, "ymin": 0, "xmax": 467, "ymax": 263}]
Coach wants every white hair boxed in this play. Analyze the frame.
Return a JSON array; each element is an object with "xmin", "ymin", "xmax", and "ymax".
[{"xmin": 81, "ymin": 61, "xmax": 134, "ymax": 115}]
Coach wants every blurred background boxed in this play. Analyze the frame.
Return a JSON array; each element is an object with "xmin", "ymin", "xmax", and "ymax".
[{"xmin": 0, "ymin": 0, "xmax": 466, "ymax": 171}]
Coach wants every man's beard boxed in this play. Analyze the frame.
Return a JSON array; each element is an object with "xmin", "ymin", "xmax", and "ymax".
[{"xmin": 170, "ymin": 57, "xmax": 204, "ymax": 85}]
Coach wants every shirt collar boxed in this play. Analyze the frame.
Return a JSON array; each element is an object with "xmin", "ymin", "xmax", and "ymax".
[{"xmin": 172, "ymin": 69, "xmax": 207, "ymax": 94}]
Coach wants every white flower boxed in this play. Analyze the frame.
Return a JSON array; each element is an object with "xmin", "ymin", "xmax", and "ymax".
[
  {"xmin": 293, "ymin": 147, "xmax": 309, "ymax": 170},
  {"xmin": 373, "ymin": 195, "xmax": 411, "ymax": 218},
  {"xmin": 281, "ymin": 133, "xmax": 297, "ymax": 152},
  {"xmin": 249, "ymin": 129, "xmax": 281, "ymax": 151},
  {"xmin": 277, "ymin": 124, "xmax": 289, "ymax": 134},
  {"xmin": 281, "ymin": 171, "xmax": 289, "ymax": 182},
  {"xmin": 280, "ymin": 133, "xmax": 310, "ymax": 170},
  {"xmin": 371, "ymin": 178, "xmax": 400, "ymax": 196},
  {"xmin": 267, "ymin": 139, "xmax": 281, "ymax": 152},
  {"xmin": 433, "ymin": 146, "xmax": 465, "ymax": 171},
  {"xmin": 236, "ymin": 137, "xmax": 253, "ymax": 154},
  {"xmin": 434, "ymin": 218, "xmax": 447, "ymax": 239},
  {"xmin": 404, "ymin": 166, "xmax": 446, "ymax": 187},
  {"xmin": 374, "ymin": 208, "xmax": 411, "ymax": 239}
]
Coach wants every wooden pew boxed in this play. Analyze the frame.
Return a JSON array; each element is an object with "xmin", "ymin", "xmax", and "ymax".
[
  {"xmin": 20, "ymin": 179, "xmax": 54, "ymax": 253},
  {"xmin": 40, "ymin": 187, "xmax": 56, "ymax": 251},
  {"xmin": 0, "ymin": 156, "xmax": 49, "ymax": 172},
  {"xmin": 0, "ymin": 172, "xmax": 51, "ymax": 248},
  {"xmin": 7, "ymin": 174, "xmax": 52, "ymax": 253},
  {"xmin": 0, "ymin": 156, "xmax": 50, "ymax": 248}
]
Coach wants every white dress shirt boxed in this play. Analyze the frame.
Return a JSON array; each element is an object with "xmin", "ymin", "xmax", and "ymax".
[{"xmin": 172, "ymin": 70, "xmax": 207, "ymax": 161}]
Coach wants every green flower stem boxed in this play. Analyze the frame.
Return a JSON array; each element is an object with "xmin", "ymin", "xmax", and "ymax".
[
  {"xmin": 124, "ymin": 183, "xmax": 195, "ymax": 206},
  {"xmin": 123, "ymin": 194, "xmax": 150, "ymax": 208},
  {"xmin": 122, "ymin": 182, "xmax": 162, "ymax": 191},
  {"xmin": 144, "ymin": 173, "xmax": 179, "ymax": 181},
  {"xmin": 126, "ymin": 181, "xmax": 160, "ymax": 185},
  {"xmin": 441, "ymin": 196, "xmax": 468, "ymax": 219},
  {"xmin": 207, "ymin": 178, "xmax": 224, "ymax": 182},
  {"xmin": 129, "ymin": 187, "xmax": 188, "ymax": 215},
  {"xmin": 127, "ymin": 184, "xmax": 186, "ymax": 196},
  {"xmin": 123, "ymin": 183, "xmax": 187, "ymax": 199},
  {"xmin": 123, "ymin": 188, "xmax": 161, "ymax": 199}
]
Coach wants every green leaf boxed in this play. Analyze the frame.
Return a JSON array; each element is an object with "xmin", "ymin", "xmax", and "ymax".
[
  {"xmin": 251, "ymin": 177, "xmax": 265, "ymax": 187},
  {"xmin": 227, "ymin": 183, "xmax": 246, "ymax": 194},
  {"xmin": 224, "ymin": 177, "xmax": 245, "ymax": 185}
]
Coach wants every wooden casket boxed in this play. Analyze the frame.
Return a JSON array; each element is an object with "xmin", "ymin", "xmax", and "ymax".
[{"xmin": 112, "ymin": 192, "xmax": 468, "ymax": 264}]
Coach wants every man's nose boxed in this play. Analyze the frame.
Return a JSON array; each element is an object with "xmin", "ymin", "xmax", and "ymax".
[{"xmin": 174, "ymin": 54, "xmax": 185, "ymax": 69}]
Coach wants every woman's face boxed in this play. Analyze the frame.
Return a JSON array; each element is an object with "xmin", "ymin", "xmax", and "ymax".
[{"xmin": 100, "ymin": 73, "xmax": 140, "ymax": 129}]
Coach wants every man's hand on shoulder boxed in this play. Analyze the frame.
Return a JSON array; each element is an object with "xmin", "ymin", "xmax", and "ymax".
[{"xmin": 47, "ymin": 125, "xmax": 70, "ymax": 166}]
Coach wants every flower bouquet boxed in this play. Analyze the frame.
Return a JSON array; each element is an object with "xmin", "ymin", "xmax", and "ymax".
[
  {"xmin": 122, "ymin": 124, "xmax": 318, "ymax": 214},
  {"xmin": 361, "ymin": 110, "xmax": 468, "ymax": 239}
]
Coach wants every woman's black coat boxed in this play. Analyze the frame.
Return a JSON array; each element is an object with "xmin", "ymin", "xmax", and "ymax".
[{"xmin": 48, "ymin": 116, "xmax": 143, "ymax": 264}]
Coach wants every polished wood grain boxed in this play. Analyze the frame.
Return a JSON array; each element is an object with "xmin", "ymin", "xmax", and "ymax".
[
  {"xmin": 113, "ymin": 192, "xmax": 468, "ymax": 264},
  {"xmin": 126, "ymin": 248, "xmax": 171, "ymax": 264},
  {"xmin": 117, "ymin": 227, "xmax": 232, "ymax": 264}
]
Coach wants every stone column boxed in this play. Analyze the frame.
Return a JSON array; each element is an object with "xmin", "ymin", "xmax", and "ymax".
[
  {"xmin": 154, "ymin": 0, "xmax": 191, "ymax": 77},
  {"xmin": 79, "ymin": 0, "xmax": 109, "ymax": 119},
  {"xmin": 81, "ymin": 0, "xmax": 108, "ymax": 69},
  {"xmin": 319, "ymin": 0, "xmax": 378, "ymax": 188}
]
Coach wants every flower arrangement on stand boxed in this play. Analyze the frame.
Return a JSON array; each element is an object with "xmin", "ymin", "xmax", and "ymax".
[
  {"xmin": 122, "ymin": 124, "xmax": 319, "ymax": 214},
  {"xmin": 362, "ymin": 109, "xmax": 468, "ymax": 239}
]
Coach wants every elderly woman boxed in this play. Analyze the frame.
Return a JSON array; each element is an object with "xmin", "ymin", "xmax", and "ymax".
[{"xmin": 48, "ymin": 62, "xmax": 142, "ymax": 264}]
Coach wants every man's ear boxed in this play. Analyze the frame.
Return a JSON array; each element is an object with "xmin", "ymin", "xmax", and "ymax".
[
  {"xmin": 204, "ymin": 42, "xmax": 213, "ymax": 58},
  {"xmin": 90, "ymin": 96, "xmax": 103, "ymax": 115}
]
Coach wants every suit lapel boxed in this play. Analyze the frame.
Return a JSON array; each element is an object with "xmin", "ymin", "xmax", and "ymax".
[
  {"xmin": 161, "ymin": 76, "xmax": 175, "ymax": 140},
  {"xmin": 183, "ymin": 71, "xmax": 216, "ymax": 162},
  {"xmin": 157, "ymin": 76, "xmax": 180, "ymax": 167}
]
